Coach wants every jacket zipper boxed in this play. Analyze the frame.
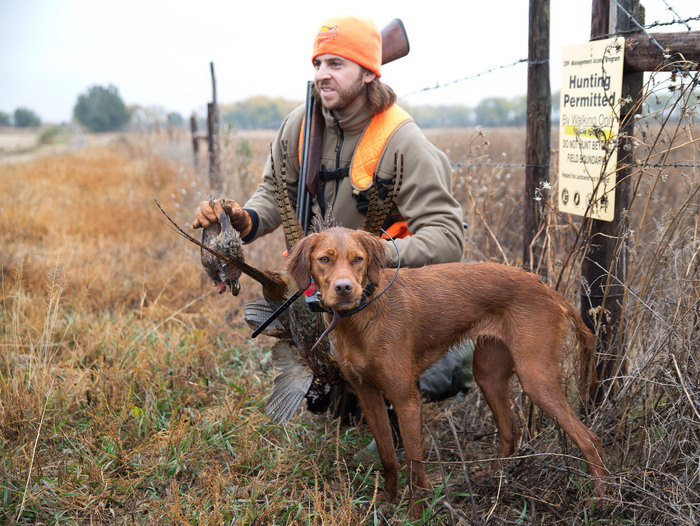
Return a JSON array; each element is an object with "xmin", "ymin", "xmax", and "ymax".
[
  {"xmin": 329, "ymin": 118, "xmax": 344, "ymax": 207},
  {"xmin": 333, "ymin": 118, "xmax": 343, "ymax": 169}
]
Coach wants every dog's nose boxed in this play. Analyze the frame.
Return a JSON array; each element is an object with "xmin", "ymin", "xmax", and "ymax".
[{"xmin": 334, "ymin": 279, "xmax": 354, "ymax": 296}]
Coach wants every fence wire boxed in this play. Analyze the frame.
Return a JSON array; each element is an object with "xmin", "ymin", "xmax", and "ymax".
[
  {"xmin": 400, "ymin": 58, "xmax": 532, "ymax": 99},
  {"xmin": 615, "ymin": 0, "xmax": 666, "ymax": 52},
  {"xmin": 450, "ymin": 161, "xmax": 700, "ymax": 170},
  {"xmin": 405, "ymin": 2, "xmax": 699, "ymax": 101},
  {"xmin": 645, "ymin": 13, "xmax": 700, "ymax": 29},
  {"xmin": 410, "ymin": 0, "xmax": 700, "ymax": 172},
  {"xmin": 660, "ymin": 0, "xmax": 693, "ymax": 30}
]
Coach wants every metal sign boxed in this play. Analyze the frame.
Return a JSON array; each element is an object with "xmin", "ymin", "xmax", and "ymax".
[{"xmin": 558, "ymin": 37, "xmax": 625, "ymax": 221}]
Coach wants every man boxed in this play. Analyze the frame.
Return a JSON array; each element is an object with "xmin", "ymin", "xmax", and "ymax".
[{"xmin": 193, "ymin": 16, "xmax": 472, "ymax": 443}]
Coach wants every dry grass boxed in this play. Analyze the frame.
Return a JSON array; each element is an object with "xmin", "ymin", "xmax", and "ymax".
[{"xmin": 1, "ymin": 77, "xmax": 699, "ymax": 524}]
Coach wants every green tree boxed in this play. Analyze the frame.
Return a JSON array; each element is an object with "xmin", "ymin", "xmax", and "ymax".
[
  {"xmin": 474, "ymin": 97, "xmax": 512, "ymax": 127},
  {"xmin": 13, "ymin": 107, "xmax": 42, "ymax": 127},
  {"xmin": 0, "ymin": 111, "xmax": 10, "ymax": 126},
  {"xmin": 222, "ymin": 96, "xmax": 300, "ymax": 129},
  {"xmin": 167, "ymin": 111, "xmax": 184, "ymax": 127},
  {"xmin": 73, "ymin": 84, "xmax": 131, "ymax": 132},
  {"xmin": 407, "ymin": 104, "xmax": 474, "ymax": 128}
]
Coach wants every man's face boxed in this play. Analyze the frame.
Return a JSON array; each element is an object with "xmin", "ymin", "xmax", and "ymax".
[{"xmin": 313, "ymin": 54, "xmax": 376, "ymax": 118}]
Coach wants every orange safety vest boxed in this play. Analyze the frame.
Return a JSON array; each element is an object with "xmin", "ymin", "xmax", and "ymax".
[{"xmin": 298, "ymin": 104, "xmax": 413, "ymax": 239}]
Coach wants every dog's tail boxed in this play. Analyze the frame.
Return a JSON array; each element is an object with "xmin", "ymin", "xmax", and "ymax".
[{"xmin": 562, "ymin": 299, "xmax": 597, "ymax": 403}]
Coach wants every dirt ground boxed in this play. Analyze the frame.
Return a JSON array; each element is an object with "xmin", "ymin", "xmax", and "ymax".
[
  {"xmin": 0, "ymin": 127, "xmax": 39, "ymax": 152},
  {"xmin": 0, "ymin": 127, "xmax": 118, "ymax": 164}
]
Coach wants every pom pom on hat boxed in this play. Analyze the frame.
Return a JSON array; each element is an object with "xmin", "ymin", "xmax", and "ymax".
[{"xmin": 311, "ymin": 16, "xmax": 382, "ymax": 77}]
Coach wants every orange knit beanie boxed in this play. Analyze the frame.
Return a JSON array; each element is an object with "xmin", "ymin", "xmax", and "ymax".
[{"xmin": 311, "ymin": 16, "xmax": 382, "ymax": 77}]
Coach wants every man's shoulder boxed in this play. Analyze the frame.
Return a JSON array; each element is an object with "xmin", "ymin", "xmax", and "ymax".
[
  {"xmin": 275, "ymin": 104, "xmax": 307, "ymax": 144},
  {"xmin": 385, "ymin": 115, "xmax": 432, "ymax": 147},
  {"xmin": 283, "ymin": 104, "xmax": 307, "ymax": 128},
  {"xmin": 380, "ymin": 110, "xmax": 449, "ymax": 169}
]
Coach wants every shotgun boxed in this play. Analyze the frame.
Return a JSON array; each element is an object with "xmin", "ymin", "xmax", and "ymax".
[{"xmin": 296, "ymin": 18, "xmax": 410, "ymax": 233}]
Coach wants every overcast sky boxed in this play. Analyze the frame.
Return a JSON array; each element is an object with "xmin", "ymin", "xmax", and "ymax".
[{"xmin": 1, "ymin": 0, "xmax": 697, "ymax": 123}]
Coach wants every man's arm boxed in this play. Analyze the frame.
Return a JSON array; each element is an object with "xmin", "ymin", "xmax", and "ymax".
[{"xmin": 378, "ymin": 122, "xmax": 465, "ymax": 266}]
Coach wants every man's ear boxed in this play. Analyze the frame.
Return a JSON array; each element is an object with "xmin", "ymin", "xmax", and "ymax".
[
  {"xmin": 363, "ymin": 71, "xmax": 377, "ymax": 85},
  {"xmin": 285, "ymin": 234, "xmax": 317, "ymax": 291}
]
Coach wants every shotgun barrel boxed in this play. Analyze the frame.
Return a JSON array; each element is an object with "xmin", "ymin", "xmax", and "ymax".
[{"xmin": 297, "ymin": 81, "xmax": 315, "ymax": 233}]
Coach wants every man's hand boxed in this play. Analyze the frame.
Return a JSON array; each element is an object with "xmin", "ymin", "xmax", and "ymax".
[{"xmin": 192, "ymin": 198, "xmax": 253, "ymax": 237}]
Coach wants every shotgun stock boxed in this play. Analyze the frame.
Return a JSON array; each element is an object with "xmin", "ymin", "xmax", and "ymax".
[
  {"xmin": 380, "ymin": 18, "xmax": 410, "ymax": 65},
  {"xmin": 297, "ymin": 18, "xmax": 410, "ymax": 233}
]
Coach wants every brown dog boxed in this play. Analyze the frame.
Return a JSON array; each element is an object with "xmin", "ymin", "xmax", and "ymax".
[{"xmin": 286, "ymin": 227, "xmax": 606, "ymax": 519}]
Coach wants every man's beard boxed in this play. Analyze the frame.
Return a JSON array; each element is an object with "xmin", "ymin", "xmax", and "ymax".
[{"xmin": 317, "ymin": 72, "xmax": 366, "ymax": 113}]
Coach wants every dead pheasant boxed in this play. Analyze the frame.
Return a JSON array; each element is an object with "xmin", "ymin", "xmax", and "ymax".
[
  {"xmin": 154, "ymin": 199, "xmax": 288, "ymax": 303},
  {"xmin": 244, "ymin": 145, "xmax": 342, "ymax": 420},
  {"xmin": 200, "ymin": 200, "xmax": 244, "ymax": 295}
]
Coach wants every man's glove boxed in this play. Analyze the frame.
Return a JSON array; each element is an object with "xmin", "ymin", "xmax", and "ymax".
[{"xmin": 192, "ymin": 198, "xmax": 253, "ymax": 238}]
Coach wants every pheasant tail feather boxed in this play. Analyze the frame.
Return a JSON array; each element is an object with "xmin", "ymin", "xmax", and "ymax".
[
  {"xmin": 364, "ymin": 152, "xmax": 404, "ymax": 236},
  {"xmin": 271, "ymin": 142, "xmax": 304, "ymax": 250}
]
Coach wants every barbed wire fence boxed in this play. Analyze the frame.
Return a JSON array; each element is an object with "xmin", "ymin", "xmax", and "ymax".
[{"xmin": 398, "ymin": 2, "xmax": 699, "ymax": 172}]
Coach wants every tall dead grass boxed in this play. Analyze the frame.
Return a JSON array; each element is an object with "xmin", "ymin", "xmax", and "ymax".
[{"xmin": 1, "ymin": 73, "xmax": 699, "ymax": 524}]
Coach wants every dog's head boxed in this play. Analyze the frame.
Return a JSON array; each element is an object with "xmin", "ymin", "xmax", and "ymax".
[{"xmin": 286, "ymin": 227, "xmax": 386, "ymax": 311}]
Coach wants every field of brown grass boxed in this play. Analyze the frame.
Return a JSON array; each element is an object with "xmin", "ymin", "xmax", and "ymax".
[{"xmin": 1, "ymin": 111, "xmax": 698, "ymax": 524}]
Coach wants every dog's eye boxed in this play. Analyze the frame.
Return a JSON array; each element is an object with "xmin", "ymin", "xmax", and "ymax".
[
  {"xmin": 353, "ymin": 256, "xmax": 364, "ymax": 263},
  {"xmin": 319, "ymin": 256, "xmax": 330, "ymax": 263}
]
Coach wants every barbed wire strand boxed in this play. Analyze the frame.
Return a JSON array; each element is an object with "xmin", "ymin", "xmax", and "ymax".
[
  {"xmin": 413, "ymin": 2, "xmax": 700, "ymax": 171},
  {"xmin": 645, "ymin": 13, "xmax": 700, "ymax": 30},
  {"xmin": 402, "ymin": 8, "xmax": 700, "ymax": 100},
  {"xmin": 449, "ymin": 161, "xmax": 700, "ymax": 170},
  {"xmin": 451, "ymin": 162, "xmax": 549, "ymax": 169},
  {"xmin": 660, "ymin": 0, "xmax": 692, "ymax": 30},
  {"xmin": 401, "ymin": 58, "xmax": 536, "ymax": 98},
  {"xmin": 615, "ymin": 0, "xmax": 666, "ymax": 53},
  {"xmin": 636, "ymin": 161, "xmax": 700, "ymax": 168}
]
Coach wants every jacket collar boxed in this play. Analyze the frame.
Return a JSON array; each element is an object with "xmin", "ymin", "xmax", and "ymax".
[{"xmin": 322, "ymin": 103, "xmax": 373, "ymax": 135}]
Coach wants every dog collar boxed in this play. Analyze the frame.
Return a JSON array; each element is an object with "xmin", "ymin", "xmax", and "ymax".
[{"xmin": 309, "ymin": 281, "xmax": 377, "ymax": 317}]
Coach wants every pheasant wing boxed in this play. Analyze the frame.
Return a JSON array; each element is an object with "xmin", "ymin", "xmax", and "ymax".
[{"xmin": 266, "ymin": 341, "xmax": 313, "ymax": 423}]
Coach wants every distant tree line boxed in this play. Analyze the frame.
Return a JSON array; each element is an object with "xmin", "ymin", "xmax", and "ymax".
[
  {"xmin": 4, "ymin": 84, "xmax": 694, "ymax": 134},
  {"xmin": 1, "ymin": 85, "xmax": 186, "ymax": 133},
  {"xmin": 220, "ymin": 96, "xmax": 301, "ymax": 129},
  {"xmin": 407, "ymin": 96, "xmax": 530, "ymax": 127},
  {"xmin": 219, "ymin": 94, "xmax": 535, "ymax": 128},
  {"xmin": 0, "ymin": 108, "xmax": 42, "ymax": 127},
  {"xmin": 217, "ymin": 90, "xmax": 696, "ymax": 129}
]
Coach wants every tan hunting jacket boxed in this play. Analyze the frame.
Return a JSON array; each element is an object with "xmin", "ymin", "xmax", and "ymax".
[{"xmin": 243, "ymin": 103, "xmax": 465, "ymax": 267}]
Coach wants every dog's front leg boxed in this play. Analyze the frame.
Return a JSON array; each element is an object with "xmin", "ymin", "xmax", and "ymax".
[
  {"xmin": 351, "ymin": 382, "xmax": 400, "ymax": 502},
  {"xmin": 391, "ymin": 388, "xmax": 428, "ymax": 521}
]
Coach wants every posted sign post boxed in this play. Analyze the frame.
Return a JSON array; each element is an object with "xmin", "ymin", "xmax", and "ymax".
[{"xmin": 558, "ymin": 37, "xmax": 625, "ymax": 222}]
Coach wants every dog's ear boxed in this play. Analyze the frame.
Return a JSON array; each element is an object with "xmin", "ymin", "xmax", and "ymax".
[
  {"xmin": 360, "ymin": 231, "xmax": 387, "ymax": 286},
  {"xmin": 285, "ymin": 234, "xmax": 317, "ymax": 291}
]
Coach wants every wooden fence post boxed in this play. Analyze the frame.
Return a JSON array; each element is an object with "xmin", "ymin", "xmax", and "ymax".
[
  {"xmin": 208, "ymin": 62, "xmax": 222, "ymax": 195},
  {"xmin": 523, "ymin": 0, "xmax": 551, "ymax": 273},
  {"xmin": 190, "ymin": 114, "xmax": 200, "ymax": 167},
  {"xmin": 583, "ymin": 0, "xmax": 644, "ymax": 402}
]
